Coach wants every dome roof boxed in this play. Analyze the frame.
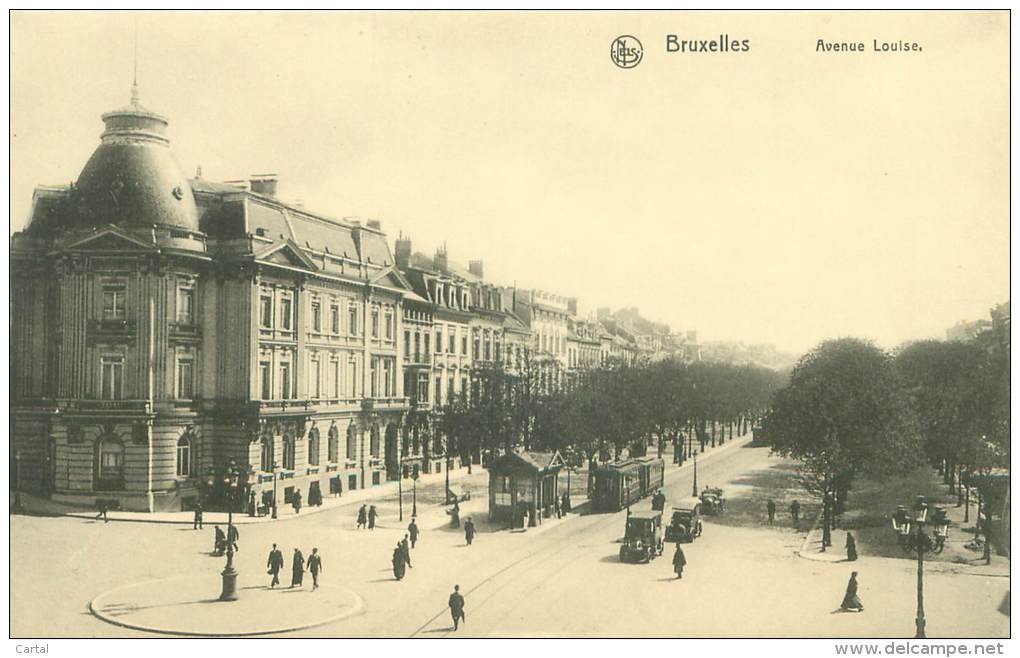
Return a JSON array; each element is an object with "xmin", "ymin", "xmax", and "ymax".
[{"xmin": 70, "ymin": 86, "xmax": 199, "ymax": 232}]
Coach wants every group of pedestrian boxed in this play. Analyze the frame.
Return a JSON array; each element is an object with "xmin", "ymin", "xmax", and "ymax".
[
  {"xmin": 763, "ymin": 498, "xmax": 800, "ymax": 525},
  {"xmin": 357, "ymin": 504, "xmax": 378, "ymax": 529},
  {"xmin": 212, "ymin": 524, "xmax": 240, "ymax": 556},
  {"xmin": 267, "ymin": 543, "xmax": 324, "ymax": 590}
]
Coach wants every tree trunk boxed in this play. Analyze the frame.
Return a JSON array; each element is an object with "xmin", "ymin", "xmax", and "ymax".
[{"xmin": 710, "ymin": 422, "xmax": 716, "ymax": 448}]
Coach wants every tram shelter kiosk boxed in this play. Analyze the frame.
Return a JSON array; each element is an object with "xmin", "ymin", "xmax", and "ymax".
[{"xmin": 487, "ymin": 451, "xmax": 564, "ymax": 529}]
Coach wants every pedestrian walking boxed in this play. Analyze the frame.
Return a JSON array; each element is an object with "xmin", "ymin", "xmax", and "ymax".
[
  {"xmin": 357, "ymin": 504, "xmax": 368, "ymax": 529},
  {"xmin": 292, "ymin": 489, "xmax": 303, "ymax": 515},
  {"xmin": 790, "ymin": 499, "xmax": 801, "ymax": 523},
  {"xmin": 291, "ymin": 548, "xmax": 305, "ymax": 588},
  {"xmin": 193, "ymin": 499, "xmax": 204, "ymax": 530},
  {"xmin": 766, "ymin": 499, "xmax": 776, "ymax": 525},
  {"xmin": 401, "ymin": 535, "xmax": 413, "ymax": 568},
  {"xmin": 307, "ymin": 548, "xmax": 323, "ymax": 590},
  {"xmin": 266, "ymin": 543, "xmax": 284, "ymax": 588},
  {"xmin": 845, "ymin": 532, "xmax": 858, "ymax": 562},
  {"xmin": 561, "ymin": 491, "xmax": 571, "ymax": 514},
  {"xmin": 448, "ymin": 585, "xmax": 466, "ymax": 631},
  {"xmin": 228, "ymin": 524, "xmax": 240, "ymax": 552},
  {"xmin": 408, "ymin": 517, "xmax": 420, "ymax": 548},
  {"xmin": 95, "ymin": 500, "xmax": 109, "ymax": 523},
  {"xmin": 449, "ymin": 501, "xmax": 461, "ymax": 528},
  {"xmin": 840, "ymin": 572, "xmax": 864, "ymax": 612},
  {"xmin": 673, "ymin": 544, "xmax": 687, "ymax": 580},
  {"xmin": 213, "ymin": 526, "xmax": 226, "ymax": 555},
  {"xmin": 368, "ymin": 505, "xmax": 377, "ymax": 530},
  {"xmin": 464, "ymin": 517, "xmax": 476, "ymax": 546},
  {"xmin": 392, "ymin": 543, "xmax": 406, "ymax": 580},
  {"xmin": 248, "ymin": 491, "xmax": 257, "ymax": 517}
]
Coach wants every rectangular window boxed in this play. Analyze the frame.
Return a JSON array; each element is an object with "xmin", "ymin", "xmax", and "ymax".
[
  {"xmin": 414, "ymin": 332, "xmax": 421, "ymax": 361},
  {"xmin": 435, "ymin": 375, "xmax": 443, "ymax": 406},
  {"xmin": 370, "ymin": 357, "xmax": 378, "ymax": 398},
  {"xmin": 331, "ymin": 304, "xmax": 340, "ymax": 334},
  {"xmin": 176, "ymin": 286, "xmax": 195, "ymax": 324},
  {"xmin": 176, "ymin": 357, "xmax": 194, "ymax": 399},
  {"xmin": 311, "ymin": 302, "xmax": 322, "ymax": 333},
  {"xmin": 259, "ymin": 361, "xmax": 272, "ymax": 399},
  {"xmin": 462, "ymin": 334, "xmax": 468, "ymax": 356},
  {"xmin": 435, "ymin": 329, "xmax": 443, "ymax": 353},
  {"xmin": 100, "ymin": 356, "xmax": 124, "ymax": 400},
  {"xmin": 424, "ymin": 333, "xmax": 431, "ymax": 355},
  {"xmin": 473, "ymin": 332, "xmax": 480, "ymax": 359},
  {"xmin": 349, "ymin": 303, "xmax": 359, "ymax": 336},
  {"xmin": 484, "ymin": 335, "xmax": 492, "ymax": 361},
  {"xmin": 404, "ymin": 330, "xmax": 411, "ymax": 356},
  {"xmin": 418, "ymin": 373, "xmax": 430, "ymax": 403},
  {"xmin": 448, "ymin": 330, "xmax": 456, "ymax": 354},
  {"xmin": 260, "ymin": 295, "xmax": 273, "ymax": 328},
  {"xmin": 385, "ymin": 311, "xmax": 394, "ymax": 340},
  {"xmin": 371, "ymin": 307, "xmax": 380, "ymax": 338},
  {"xmin": 310, "ymin": 358, "xmax": 321, "ymax": 399},
  {"xmin": 448, "ymin": 375, "xmax": 456, "ymax": 400},
  {"xmin": 383, "ymin": 359, "xmax": 392, "ymax": 397},
  {"xmin": 280, "ymin": 363, "xmax": 291, "ymax": 399},
  {"xmin": 102, "ymin": 285, "xmax": 126, "ymax": 320},
  {"xmin": 348, "ymin": 356, "xmax": 358, "ymax": 396},
  {"xmin": 330, "ymin": 360, "xmax": 340, "ymax": 398},
  {"xmin": 280, "ymin": 298, "xmax": 293, "ymax": 330}
]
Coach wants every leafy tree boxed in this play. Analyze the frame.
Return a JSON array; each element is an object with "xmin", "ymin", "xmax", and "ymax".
[{"xmin": 766, "ymin": 338, "xmax": 923, "ymax": 546}]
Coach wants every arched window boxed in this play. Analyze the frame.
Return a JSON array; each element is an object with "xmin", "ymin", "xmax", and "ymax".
[
  {"xmin": 260, "ymin": 435, "xmax": 274, "ymax": 472},
  {"xmin": 308, "ymin": 428, "xmax": 320, "ymax": 466},
  {"xmin": 370, "ymin": 426, "xmax": 380, "ymax": 457},
  {"xmin": 328, "ymin": 426, "xmax": 339, "ymax": 463},
  {"xmin": 283, "ymin": 434, "xmax": 295, "ymax": 470},
  {"xmin": 346, "ymin": 425, "xmax": 356, "ymax": 461},
  {"xmin": 176, "ymin": 433, "xmax": 193, "ymax": 477},
  {"xmin": 96, "ymin": 437, "xmax": 125, "ymax": 489}
]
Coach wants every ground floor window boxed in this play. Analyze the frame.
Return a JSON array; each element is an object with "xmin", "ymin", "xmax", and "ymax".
[
  {"xmin": 308, "ymin": 429, "xmax": 320, "ymax": 466},
  {"xmin": 328, "ymin": 426, "xmax": 339, "ymax": 463},
  {"xmin": 96, "ymin": 437, "xmax": 125, "ymax": 489},
  {"xmin": 260, "ymin": 436, "xmax": 274, "ymax": 471},
  {"xmin": 283, "ymin": 435, "xmax": 295, "ymax": 470},
  {"xmin": 176, "ymin": 434, "xmax": 193, "ymax": 477}
]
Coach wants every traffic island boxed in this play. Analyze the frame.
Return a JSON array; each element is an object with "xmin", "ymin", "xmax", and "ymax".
[{"xmin": 89, "ymin": 574, "xmax": 364, "ymax": 636}]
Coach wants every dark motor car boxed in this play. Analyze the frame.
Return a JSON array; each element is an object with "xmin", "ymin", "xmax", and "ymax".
[{"xmin": 619, "ymin": 510, "xmax": 664, "ymax": 563}]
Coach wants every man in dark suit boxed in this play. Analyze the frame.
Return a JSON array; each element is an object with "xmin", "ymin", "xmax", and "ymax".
[
  {"xmin": 227, "ymin": 524, "xmax": 240, "ymax": 552},
  {"xmin": 193, "ymin": 499, "xmax": 204, "ymax": 530},
  {"xmin": 448, "ymin": 585, "xmax": 465, "ymax": 631},
  {"xmin": 267, "ymin": 543, "xmax": 284, "ymax": 588},
  {"xmin": 307, "ymin": 548, "xmax": 323, "ymax": 590},
  {"xmin": 408, "ymin": 517, "xmax": 420, "ymax": 548}
]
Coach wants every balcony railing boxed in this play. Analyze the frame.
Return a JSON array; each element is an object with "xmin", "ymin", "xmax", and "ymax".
[
  {"xmin": 87, "ymin": 319, "xmax": 137, "ymax": 335},
  {"xmin": 403, "ymin": 352, "xmax": 432, "ymax": 366},
  {"xmin": 61, "ymin": 399, "xmax": 152, "ymax": 413}
]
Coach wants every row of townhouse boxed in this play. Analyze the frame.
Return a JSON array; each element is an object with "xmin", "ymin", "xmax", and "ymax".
[{"xmin": 9, "ymin": 85, "xmax": 692, "ymax": 512}]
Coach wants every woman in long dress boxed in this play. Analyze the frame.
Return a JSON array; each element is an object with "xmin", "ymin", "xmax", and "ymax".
[
  {"xmin": 291, "ymin": 548, "xmax": 305, "ymax": 588},
  {"xmin": 392, "ymin": 544, "xmax": 407, "ymax": 580},
  {"xmin": 845, "ymin": 532, "xmax": 858, "ymax": 561},
  {"xmin": 840, "ymin": 571, "xmax": 863, "ymax": 611}
]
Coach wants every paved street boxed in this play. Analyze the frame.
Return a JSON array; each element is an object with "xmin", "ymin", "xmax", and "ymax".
[{"xmin": 11, "ymin": 436, "xmax": 1008, "ymax": 638}]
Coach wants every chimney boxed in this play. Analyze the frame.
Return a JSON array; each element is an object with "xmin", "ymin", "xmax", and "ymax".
[
  {"xmin": 394, "ymin": 233, "xmax": 412, "ymax": 270},
  {"xmin": 367, "ymin": 219, "xmax": 382, "ymax": 230},
  {"xmin": 468, "ymin": 259, "xmax": 484, "ymax": 279},
  {"xmin": 567, "ymin": 298, "xmax": 578, "ymax": 315},
  {"xmin": 249, "ymin": 174, "xmax": 278, "ymax": 197},
  {"xmin": 434, "ymin": 245, "xmax": 448, "ymax": 273}
]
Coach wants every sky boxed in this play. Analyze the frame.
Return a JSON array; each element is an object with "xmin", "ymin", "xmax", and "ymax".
[{"xmin": 9, "ymin": 11, "xmax": 1010, "ymax": 356}]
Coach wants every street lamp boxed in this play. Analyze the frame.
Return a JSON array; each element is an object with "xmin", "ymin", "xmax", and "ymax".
[
  {"xmin": 412, "ymin": 464, "xmax": 419, "ymax": 517},
  {"xmin": 220, "ymin": 460, "xmax": 242, "ymax": 601},
  {"xmin": 891, "ymin": 498, "xmax": 949, "ymax": 638},
  {"xmin": 271, "ymin": 461, "xmax": 279, "ymax": 519}
]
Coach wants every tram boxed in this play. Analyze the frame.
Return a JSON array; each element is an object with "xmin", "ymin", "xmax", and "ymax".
[{"xmin": 592, "ymin": 456, "xmax": 665, "ymax": 512}]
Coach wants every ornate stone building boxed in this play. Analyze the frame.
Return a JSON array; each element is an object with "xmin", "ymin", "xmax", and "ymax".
[{"xmin": 10, "ymin": 87, "xmax": 413, "ymax": 511}]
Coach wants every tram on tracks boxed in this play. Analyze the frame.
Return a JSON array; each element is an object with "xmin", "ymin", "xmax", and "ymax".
[{"xmin": 592, "ymin": 456, "xmax": 665, "ymax": 512}]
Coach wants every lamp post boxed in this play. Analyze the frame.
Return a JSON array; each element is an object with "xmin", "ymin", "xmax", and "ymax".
[
  {"xmin": 270, "ymin": 462, "xmax": 280, "ymax": 519},
  {"xmin": 220, "ymin": 460, "xmax": 241, "ymax": 601},
  {"xmin": 412, "ymin": 464, "xmax": 419, "ymax": 517},
  {"xmin": 892, "ymin": 499, "xmax": 948, "ymax": 638},
  {"xmin": 692, "ymin": 452, "xmax": 698, "ymax": 498}
]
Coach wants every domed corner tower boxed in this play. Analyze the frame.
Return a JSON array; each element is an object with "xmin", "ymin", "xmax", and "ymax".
[
  {"xmin": 12, "ymin": 83, "xmax": 215, "ymax": 513},
  {"xmin": 72, "ymin": 82, "xmax": 205, "ymax": 251}
]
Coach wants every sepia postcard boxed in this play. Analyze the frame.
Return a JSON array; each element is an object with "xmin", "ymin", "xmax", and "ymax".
[{"xmin": 6, "ymin": 8, "xmax": 1011, "ymax": 650}]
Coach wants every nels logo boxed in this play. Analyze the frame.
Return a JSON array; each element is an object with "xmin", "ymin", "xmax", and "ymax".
[{"xmin": 610, "ymin": 35, "xmax": 643, "ymax": 69}]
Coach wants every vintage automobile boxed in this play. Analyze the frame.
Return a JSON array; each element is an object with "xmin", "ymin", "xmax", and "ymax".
[
  {"xmin": 619, "ymin": 510, "xmax": 664, "ymax": 563},
  {"xmin": 665, "ymin": 502, "xmax": 703, "ymax": 543},
  {"xmin": 699, "ymin": 487, "xmax": 725, "ymax": 515}
]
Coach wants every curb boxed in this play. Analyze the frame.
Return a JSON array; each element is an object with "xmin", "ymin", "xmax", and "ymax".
[{"xmin": 88, "ymin": 576, "xmax": 366, "ymax": 637}]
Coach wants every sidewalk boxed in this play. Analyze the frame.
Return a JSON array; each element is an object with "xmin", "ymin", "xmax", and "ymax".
[{"xmin": 15, "ymin": 465, "xmax": 484, "ymax": 526}]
